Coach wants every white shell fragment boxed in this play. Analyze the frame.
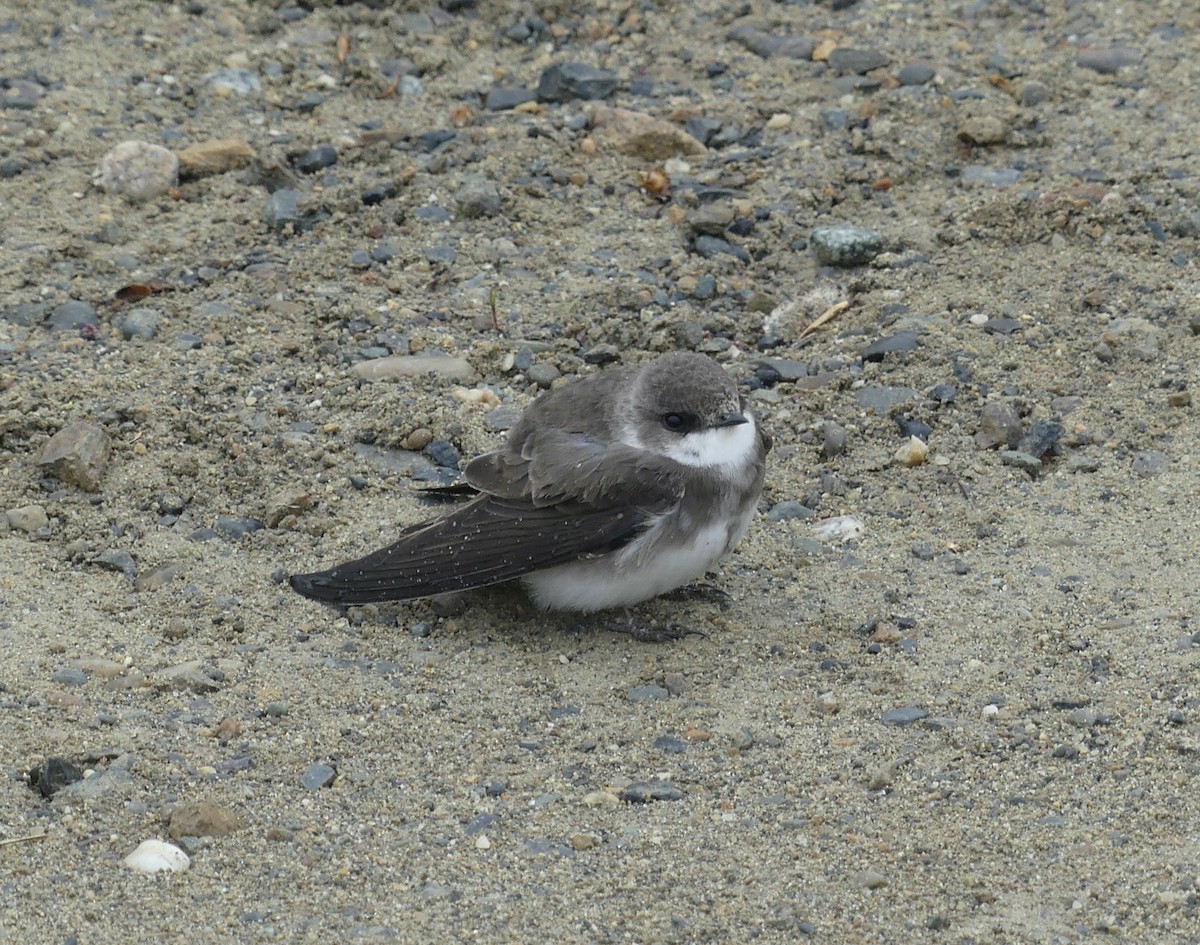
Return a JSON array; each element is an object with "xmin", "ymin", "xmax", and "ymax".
[
  {"xmin": 811, "ymin": 515, "xmax": 864, "ymax": 542},
  {"xmin": 123, "ymin": 839, "xmax": 190, "ymax": 874}
]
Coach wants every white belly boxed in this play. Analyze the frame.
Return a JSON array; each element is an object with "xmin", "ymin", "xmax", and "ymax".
[{"xmin": 522, "ymin": 515, "xmax": 748, "ymax": 613}]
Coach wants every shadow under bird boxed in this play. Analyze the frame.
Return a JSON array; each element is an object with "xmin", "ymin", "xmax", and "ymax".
[{"xmin": 289, "ymin": 352, "xmax": 771, "ymax": 620}]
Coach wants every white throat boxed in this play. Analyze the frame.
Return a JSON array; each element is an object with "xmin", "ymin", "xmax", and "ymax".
[
  {"xmin": 622, "ymin": 415, "xmax": 758, "ymax": 469},
  {"xmin": 666, "ymin": 417, "xmax": 757, "ymax": 468}
]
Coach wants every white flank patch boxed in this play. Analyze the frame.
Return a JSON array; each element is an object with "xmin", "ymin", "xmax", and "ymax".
[
  {"xmin": 524, "ymin": 519, "xmax": 734, "ymax": 612},
  {"xmin": 663, "ymin": 416, "xmax": 758, "ymax": 469}
]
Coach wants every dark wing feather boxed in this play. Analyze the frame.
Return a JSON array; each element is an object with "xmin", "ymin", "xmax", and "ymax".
[
  {"xmin": 289, "ymin": 495, "xmax": 661, "ymax": 605},
  {"xmin": 291, "ymin": 429, "xmax": 687, "ymax": 606}
]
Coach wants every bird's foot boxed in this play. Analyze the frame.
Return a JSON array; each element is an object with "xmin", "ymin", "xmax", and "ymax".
[
  {"xmin": 661, "ymin": 582, "xmax": 732, "ymax": 607},
  {"xmin": 605, "ymin": 609, "xmax": 706, "ymax": 643}
]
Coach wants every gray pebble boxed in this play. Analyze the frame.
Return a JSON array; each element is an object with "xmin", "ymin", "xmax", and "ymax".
[
  {"xmin": 456, "ymin": 173, "xmax": 502, "ymax": 218},
  {"xmin": 48, "ymin": 300, "xmax": 99, "ymax": 333},
  {"xmin": 726, "ymin": 26, "xmax": 815, "ymax": 61},
  {"xmin": 856, "ymin": 386, "xmax": 917, "ymax": 415},
  {"xmin": 424, "ymin": 245, "xmax": 457, "ymax": 265},
  {"xmin": 1017, "ymin": 420, "xmax": 1062, "ymax": 459},
  {"xmin": 810, "ymin": 224, "xmax": 883, "ymax": 267},
  {"xmin": 527, "ymin": 363, "xmax": 560, "ymax": 388},
  {"xmin": 961, "ymin": 166, "xmax": 1021, "ymax": 186},
  {"xmin": 692, "ymin": 274, "xmax": 716, "ymax": 300},
  {"xmin": 484, "ymin": 406, "xmax": 523, "ymax": 431},
  {"xmin": 134, "ymin": 562, "xmax": 182, "ymax": 592},
  {"xmin": 1019, "ymin": 81, "xmax": 1051, "ymax": 106},
  {"xmin": 862, "ymin": 331, "xmax": 920, "ymax": 362},
  {"xmin": 485, "ymin": 85, "xmax": 535, "ymax": 110},
  {"xmin": 694, "ymin": 235, "xmax": 750, "ymax": 263},
  {"xmin": 619, "ymin": 780, "xmax": 684, "ymax": 803},
  {"xmin": 205, "ymin": 68, "xmax": 261, "ymax": 94},
  {"xmin": 976, "ymin": 402, "xmax": 1023, "ymax": 449},
  {"xmin": 828, "ymin": 48, "xmax": 889, "ymax": 75},
  {"xmin": 689, "ymin": 203, "xmax": 734, "ymax": 236},
  {"xmin": 882, "ymin": 707, "xmax": 927, "ymax": 727},
  {"xmin": 536, "ymin": 62, "xmax": 619, "ymax": 102},
  {"xmin": 52, "ymin": 667, "xmax": 89, "ymax": 687},
  {"xmin": 119, "ymin": 307, "xmax": 160, "ymax": 340},
  {"xmin": 155, "ymin": 659, "xmax": 224, "ymax": 693},
  {"xmin": 583, "ymin": 343, "xmax": 620, "ymax": 365},
  {"xmin": 94, "ymin": 550, "xmax": 138, "ymax": 576},
  {"xmin": 1131, "ymin": 450, "xmax": 1168, "ymax": 477},
  {"xmin": 1077, "ymin": 46, "xmax": 1141, "ymax": 74},
  {"xmin": 766, "ymin": 501, "xmax": 813, "ymax": 523},
  {"xmin": 822, "ymin": 421, "xmax": 847, "ymax": 458},
  {"xmin": 301, "ymin": 763, "xmax": 337, "ymax": 790},
  {"xmin": 1000, "ymin": 450, "xmax": 1042, "ymax": 475},
  {"xmin": 0, "ymin": 157, "xmax": 27, "ymax": 178},
  {"xmin": 897, "ymin": 61, "xmax": 936, "ymax": 85},
  {"xmin": 295, "ymin": 145, "xmax": 337, "ymax": 174},
  {"xmin": 674, "ymin": 321, "xmax": 704, "ymax": 349},
  {"xmin": 216, "ymin": 516, "xmax": 263, "ymax": 539},
  {"xmin": 264, "ymin": 189, "xmax": 301, "ymax": 229},
  {"xmin": 3, "ymin": 302, "xmax": 48, "ymax": 326},
  {"xmin": 653, "ymin": 735, "xmax": 687, "ymax": 754},
  {"xmin": 627, "ymin": 684, "xmax": 670, "ymax": 703},
  {"xmin": 911, "ymin": 541, "xmax": 935, "ymax": 561}
]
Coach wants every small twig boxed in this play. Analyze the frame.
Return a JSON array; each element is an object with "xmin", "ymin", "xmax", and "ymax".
[
  {"xmin": 798, "ymin": 300, "xmax": 851, "ymax": 340},
  {"xmin": 0, "ymin": 831, "xmax": 48, "ymax": 847}
]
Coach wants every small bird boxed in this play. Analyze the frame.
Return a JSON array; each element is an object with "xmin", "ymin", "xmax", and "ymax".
[{"xmin": 290, "ymin": 352, "xmax": 770, "ymax": 624}]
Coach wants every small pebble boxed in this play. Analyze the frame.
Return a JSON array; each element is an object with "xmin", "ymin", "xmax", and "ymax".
[
  {"xmin": 294, "ymin": 145, "xmax": 337, "ymax": 174},
  {"xmin": 119, "ymin": 308, "xmax": 161, "ymax": 340},
  {"xmin": 48, "ymin": 301, "xmax": 99, "ymax": 333},
  {"xmin": 619, "ymin": 780, "xmax": 685, "ymax": 803},
  {"xmin": 810, "ymin": 225, "xmax": 883, "ymax": 267},
  {"xmin": 95, "ymin": 141, "xmax": 179, "ymax": 202},
  {"xmin": 301, "ymin": 763, "xmax": 337, "ymax": 790},
  {"xmin": 536, "ymin": 62, "xmax": 619, "ymax": 102},
  {"xmin": 627, "ymin": 684, "xmax": 670, "ymax": 703}
]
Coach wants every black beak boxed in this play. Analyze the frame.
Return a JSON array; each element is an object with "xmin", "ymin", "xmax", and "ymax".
[{"xmin": 717, "ymin": 412, "xmax": 748, "ymax": 427}]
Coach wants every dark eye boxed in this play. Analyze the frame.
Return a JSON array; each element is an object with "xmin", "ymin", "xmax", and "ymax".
[{"xmin": 662, "ymin": 412, "xmax": 696, "ymax": 433}]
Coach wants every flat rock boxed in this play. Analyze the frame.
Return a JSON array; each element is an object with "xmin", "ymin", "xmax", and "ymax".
[
  {"xmin": 351, "ymin": 354, "xmax": 477, "ymax": 382},
  {"xmin": 168, "ymin": 800, "xmax": 243, "ymax": 839},
  {"xmin": 7, "ymin": 504, "xmax": 48, "ymax": 533},
  {"xmin": 178, "ymin": 138, "xmax": 254, "ymax": 179},
  {"xmin": 590, "ymin": 106, "xmax": 706, "ymax": 160}
]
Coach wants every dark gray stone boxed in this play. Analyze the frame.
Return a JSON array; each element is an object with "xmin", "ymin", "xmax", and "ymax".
[
  {"xmin": 48, "ymin": 300, "xmax": 99, "ymax": 333},
  {"xmin": 882, "ymin": 707, "xmax": 928, "ymax": 727},
  {"xmin": 828, "ymin": 48, "xmax": 889, "ymax": 75},
  {"xmin": 485, "ymin": 85, "xmax": 535, "ymax": 110},
  {"xmin": 294, "ymin": 144, "xmax": 337, "ymax": 173},
  {"xmin": 619, "ymin": 780, "xmax": 685, "ymax": 803},
  {"xmin": 536, "ymin": 62, "xmax": 619, "ymax": 102}
]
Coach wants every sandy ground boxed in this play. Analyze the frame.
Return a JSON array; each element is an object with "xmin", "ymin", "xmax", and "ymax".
[{"xmin": 2, "ymin": 0, "xmax": 1200, "ymax": 942}]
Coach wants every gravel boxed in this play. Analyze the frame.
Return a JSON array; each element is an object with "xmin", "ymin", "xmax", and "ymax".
[{"xmin": 3, "ymin": 0, "xmax": 1199, "ymax": 942}]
